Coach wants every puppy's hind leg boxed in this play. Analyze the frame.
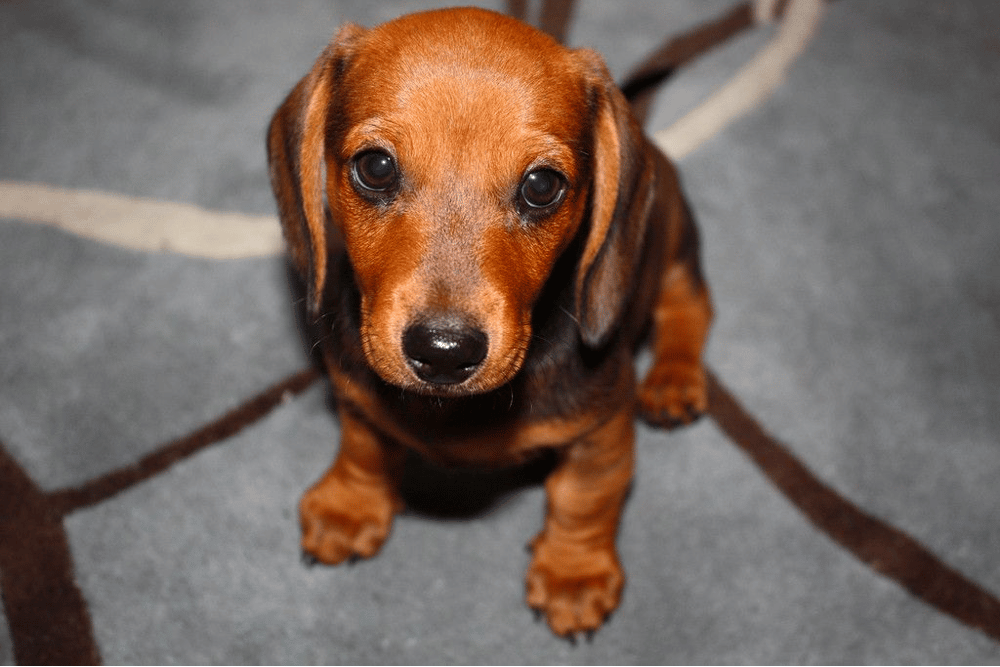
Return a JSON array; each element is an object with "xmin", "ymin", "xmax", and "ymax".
[
  {"xmin": 638, "ymin": 253, "xmax": 713, "ymax": 428},
  {"xmin": 300, "ymin": 406, "xmax": 405, "ymax": 565}
]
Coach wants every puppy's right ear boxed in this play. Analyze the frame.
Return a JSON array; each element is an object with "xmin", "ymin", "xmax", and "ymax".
[{"xmin": 267, "ymin": 24, "xmax": 365, "ymax": 315}]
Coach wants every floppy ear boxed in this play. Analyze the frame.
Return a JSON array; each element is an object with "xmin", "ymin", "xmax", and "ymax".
[
  {"xmin": 267, "ymin": 24, "xmax": 365, "ymax": 315},
  {"xmin": 573, "ymin": 50, "xmax": 657, "ymax": 348}
]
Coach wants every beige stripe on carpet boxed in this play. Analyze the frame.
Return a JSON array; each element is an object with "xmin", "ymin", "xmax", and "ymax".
[
  {"xmin": 655, "ymin": 0, "xmax": 825, "ymax": 160},
  {"xmin": 0, "ymin": 180, "xmax": 283, "ymax": 258}
]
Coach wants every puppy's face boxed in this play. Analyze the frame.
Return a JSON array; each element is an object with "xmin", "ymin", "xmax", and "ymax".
[
  {"xmin": 329, "ymin": 12, "xmax": 598, "ymax": 396},
  {"xmin": 269, "ymin": 8, "xmax": 646, "ymax": 398}
]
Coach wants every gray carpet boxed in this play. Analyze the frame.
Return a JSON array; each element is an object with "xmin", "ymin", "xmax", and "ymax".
[{"xmin": 2, "ymin": 0, "xmax": 999, "ymax": 663}]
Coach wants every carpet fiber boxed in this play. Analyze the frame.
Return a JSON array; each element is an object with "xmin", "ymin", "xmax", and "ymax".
[{"xmin": 2, "ymin": 0, "xmax": 999, "ymax": 663}]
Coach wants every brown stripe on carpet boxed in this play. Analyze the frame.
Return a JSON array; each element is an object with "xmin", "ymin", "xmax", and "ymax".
[
  {"xmin": 706, "ymin": 370, "xmax": 1000, "ymax": 642},
  {"xmin": 622, "ymin": 2, "xmax": 756, "ymax": 125},
  {"xmin": 0, "ymin": 443, "xmax": 102, "ymax": 665},
  {"xmin": 505, "ymin": 0, "xmax": 528, "ymax": 23},
  {"xmin": 538, "ymin": 0, "xmax": 575, "ymax": 44},
  {"xmin": 50, "ymin": 367, "xmax": 319, "ymax": 515},
  {"xmin": 0, "ymin": 368, "xmax": 319, "ymax": 663},
  {"xmin": 505, "ymin": 0, "xmax": 576, "ymax": 44}
]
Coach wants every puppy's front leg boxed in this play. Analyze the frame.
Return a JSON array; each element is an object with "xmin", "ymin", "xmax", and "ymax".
[
  {"xmin": 300, "ymin": 406, "xmax": 405, "ymax": 565},
  {"xmin": 526, "ymin": 407, "xmax": 635, "ymax": 637}
]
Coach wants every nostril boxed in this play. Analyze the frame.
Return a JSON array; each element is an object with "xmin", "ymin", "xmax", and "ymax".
[{"xmin": 402, "ymin": 319, "xmax": 488, "ymax": 385}]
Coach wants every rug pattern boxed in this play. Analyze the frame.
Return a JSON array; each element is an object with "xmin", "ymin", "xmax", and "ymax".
[{"xmin": 2, "ymin": 0, "xmax": 999, "ymax": 663}]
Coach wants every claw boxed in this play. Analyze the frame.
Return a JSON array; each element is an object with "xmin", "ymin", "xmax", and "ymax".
[
  {"xmin": 685, "ymin": 405, "xmax": 703, "ymax": 424},
  {"xmin": 644, "ymin": 405, "xmax": 702, "ymax": 430}
]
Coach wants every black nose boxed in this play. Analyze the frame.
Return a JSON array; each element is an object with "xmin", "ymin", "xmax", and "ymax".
[{"xmin": 402, "ymin": 318, "xmax": 488, "ymax": 385}]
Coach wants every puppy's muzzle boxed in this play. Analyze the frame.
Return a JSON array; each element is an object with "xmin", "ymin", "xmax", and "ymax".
[{"xmin": 402, "ymin": 315, "xmax": 489, "ymax": 386}]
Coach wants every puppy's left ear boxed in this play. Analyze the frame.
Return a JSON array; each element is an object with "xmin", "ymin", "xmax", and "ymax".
[
  {"xmin": 573, "ymin": 50, "xmax": 657, "ymax": 348},
  {"xmin": 267, "ymin": 24, "xmax": 365, "ymax": 315}
]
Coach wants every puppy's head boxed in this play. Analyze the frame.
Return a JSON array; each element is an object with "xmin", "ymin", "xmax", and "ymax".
[{"xmin": 268, "ymin": 7, "xmax": 654, "ymax": 396}]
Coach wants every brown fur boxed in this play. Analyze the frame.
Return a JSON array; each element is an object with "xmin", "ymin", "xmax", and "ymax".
[{"xmin": 267, "ymin": 7, "xmax": 712, "ymax": 637}]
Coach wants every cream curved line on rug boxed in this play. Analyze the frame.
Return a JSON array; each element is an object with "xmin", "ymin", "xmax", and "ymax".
[
  {"xmin": 0, "ymin": 180, "xmax": 283, "ymax": 258},
  {"xmin": 0, "ymin": 0, "xmax": 824, "ymax": 260},
  {"xmin": 655, "ymin": 0, "xmax": 826, "ymax": 160}
]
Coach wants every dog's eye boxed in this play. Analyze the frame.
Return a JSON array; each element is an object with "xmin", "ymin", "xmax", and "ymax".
[
  {"xmin": 519, "ymin": 168, "xmax": 566, "ymax": 211},
  {"xmin": 352, "ymin": 150, "xmax": 398, "ymax": 194}
]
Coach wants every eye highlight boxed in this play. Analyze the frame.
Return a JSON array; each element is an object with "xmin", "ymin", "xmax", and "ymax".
[{"xmin": 351, "ymin": 149, "xmax": 399, "ymax": 197}]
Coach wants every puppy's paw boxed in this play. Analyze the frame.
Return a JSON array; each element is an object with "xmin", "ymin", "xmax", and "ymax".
[
  {"xmin": 299, "ymin": 478, "xmax": 400, "ymax": 565},
  {"xmin": 638, "ymin": 359, "xmax": 708, "ymax": 428},
  {"xmin": 525, "ymin": 533, "xmax": 623, "ymax": 639}
]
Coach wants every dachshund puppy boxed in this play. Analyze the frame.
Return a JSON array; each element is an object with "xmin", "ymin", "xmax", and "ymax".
[{"xmin": 267, "ymin": 7, "xmax": 712, "ymax": 638}]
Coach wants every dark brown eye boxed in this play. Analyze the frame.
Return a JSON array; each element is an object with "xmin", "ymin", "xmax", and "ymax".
[
  {"xmin": 519, "ymin": 168, "xmax": 566, "ymax": 211},
  {"xmin": 352, "ymin": 150, "xmax": 398, "ymax": 193}
]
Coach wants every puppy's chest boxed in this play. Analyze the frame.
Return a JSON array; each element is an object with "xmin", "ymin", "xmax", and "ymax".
[{"xmin": 329, "ymin": 366, "xmax": 602, "ymax": 466}]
